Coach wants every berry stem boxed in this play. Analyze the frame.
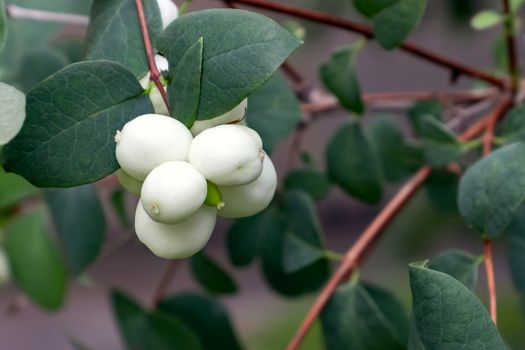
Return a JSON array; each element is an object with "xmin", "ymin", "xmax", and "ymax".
[
  {"xmin": 484, "ymin": 239, "xmax": 498, "ymax": 324},
  {"xmin": 135, "ymin": 0, "xmax": 171, "ymax": 113}
]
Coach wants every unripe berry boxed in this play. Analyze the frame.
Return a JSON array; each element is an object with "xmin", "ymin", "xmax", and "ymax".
[
  {"xmin": 190, "ymin": 99, "xmax": 248, "ymax": 136},
  {"xmin": 141, "ymin": 161, "xmax": 207, "ymax": 224},
  {"xmin": 188, "ymin": 124, "xmax": 264, "ymax": 186},
  {"xmin": 135, "ymin": 203, "xmax": 216, "ymax": 259},
  {"xmin": 218, "ymin": 154, "xmax": 277, "ymax": 218},
  {"xmin": 115, "ymin": 114, "xmax": 193, "ymax": 180},
  {"xmin": 117, "ymin": 169, "xmax": 143, "ymax": 195}
]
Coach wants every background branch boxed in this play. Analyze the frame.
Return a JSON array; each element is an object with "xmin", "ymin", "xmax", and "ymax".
[{"xmin": 5, "ymin": 4, "xmax": 89, "ymax": 25}]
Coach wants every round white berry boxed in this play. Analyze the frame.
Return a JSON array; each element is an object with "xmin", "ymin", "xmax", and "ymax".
[{"xmin": 157, "ymin": 0, "xmax": 179, "ymax": 29}]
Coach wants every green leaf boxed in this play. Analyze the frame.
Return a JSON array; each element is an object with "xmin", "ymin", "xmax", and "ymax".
[
  {"xmin": 189, "ymin": 251, "xmax": 238, "ymax": 295},
  {"xmin": 226, "ymin": 212, "xmax": 266, "ymax": 267},
  {"xmin": 260, "ymin": 206, "xmax": 329, "ymax": 296},
  {"xmin": 157, "ymin": 9, "xmax": 302, "ymax": 120},
  {"xmin": 246, "ymin": 72, "xmax": 301, "ymax": 154},
  {"xmin": 282, "ymin": 232, "xmax": 326, "ymax": 273},
  {"xmin": 112, "ymin": 291, "xmax": 201, "ymax": 350},
  {"xmin": 353, "ymin": 0, "xmax": 398, "ymax": 18},
  {"xmin": 320, "ymin": 42, "xmax": 364, "ymax": 114},
  {"xmin": 471, "ymin": 10, "xmax": 503, "ymax": 30},
  {"xmin": 321, "ymin": 282, "xmax": 408, "ymax": 350},
  {"xmin": 86, "ymin": 0, "xmax": 162, "ymax": 77},
  {"xmin": 373, "ymin": 0, "xmax": 427, "ymax": 50},
  {"xmin": 408, "ymin": 99, "xmax": 443, "ymax": 134},
  {"xmin": 284, "ymin": 168, "xmax": 331, "ymax": 201},
  {"xmin": 326, "ymin": 121, "xmax": 383, "ymax": 204},
  {"xmin": 0, "ymin": 82, "xmax": 26, "ymax": 146},
  {"xmin": 0, "ymin": 166, "xmax": 38, "ymax": 210},
  {"xmin": 3, "ymin": 60, "xmax": 153, "ymax": 187},
  {"xmin": 409, "ymin": 265, "xmax": 505, "ymax": 349},
  {"xmin": 169, "ymin": 37, "xmax": 203, "ymax": 127},
  {"xmin": 367, "ymin": 115, "xmax": 423, "ymax": 182},
  {"xmin": 5, "ymin": 208, "xmax": 67, "ymax": 310},
  {"xmin": 507, "ymin": 206, "xmax": 525, "ymax": 295},
  {"xmin": 111, "ymin": 188, "xmax": 130, "ymax": 228},
  {"xmin": 497, "ymin": 103, "xmax": 525, "ymax": 144},
  {"xmin": 428, "ymin": 250, "xmax": 481, "ymax": 290},
  {"xmin": 419, "ymin": 115, "xmax": 465, "ymax": 166},
  {"xmin": 424, "ymin": 169, "xmax": 459, "ymax": 212},
  {"xmin": 158, "ymin": 293, "xmax": 243, "ymax": 350},
  {"xmin": 0, "ymin": 0, "xmax": 7, "ymax": 54},
  {"xmin": 11, "ymin": 47, "xmax": 69, "ymax": 93},
  {"xmin": 44, "ymin": 184, "xmax": 106, "ymax": 275},
  {"xmin": 458, "ymin": 142, "xmax": 525, "ymax": 238}
]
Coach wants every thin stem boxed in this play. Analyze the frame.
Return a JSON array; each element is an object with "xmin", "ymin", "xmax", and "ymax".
[
  {"xmin": 286, "ymin": 110, "xmax": 498, "ymax": 350},
  {"xmin": 223, "ymin": 0, "xmax": 506, "ymax": 89},
  {"xmin": 5, "ymin": 4, "xmax": 89, "ymax": 25},
  {"xmin": 151, "ymin": 260, "xmax": 181, "ymax": 306},
  {"xmin": 135, "ymin": 0, "xmax": 171, "ymax": 113},
  {"xmin": 483, "ymin": 240, "xmax": 498, "ymax": 324},
  {"xmin": 501, "ymin": 0, "xmax": 520, "ymax": 94},
  {"xmin": 482, "ymin": 96, "xmax": 512, "ymax": 154}
]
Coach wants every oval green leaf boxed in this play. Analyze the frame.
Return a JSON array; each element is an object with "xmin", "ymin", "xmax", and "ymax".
[{"xmin": 189, "ymin": 251, "xmax": 238, "ymax": 295}]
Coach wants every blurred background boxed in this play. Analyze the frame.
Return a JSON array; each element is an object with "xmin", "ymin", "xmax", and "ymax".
[{"xmin": 1, "ymin": 0, "xmax": 524, "ymax": 349}]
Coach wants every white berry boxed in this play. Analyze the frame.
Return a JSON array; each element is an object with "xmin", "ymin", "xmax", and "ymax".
[
  {"xmin": 135, "ymin": 203, "xmax": 216, "ymax": 259},
  {"xmin": 139, "ymin": 55, "xmax": 169, "ymax": 116},
  {"xmin": 218, "ymin": 154, "xmax": 277, "ymax": 218},
  {"xmin": 115, "ymin": 114, "xmax": 193, "ymax": 180},
  {"xmin": 157, "ymin": 0, "xmax": 179, "ymax": 29},
  {"xmin": 190, "ymin": 99, "xmax": 248, "ymax": 136},
  {"xmin": 188, "ymin": 124, "xmax": 264, "ymax": 186},
  {"xmin": 141, "ymin": 161, "xmax": 207, "ymax": 224},
  {"xmin": 117, "ymin": 169, "xmax": 143, "ymax": 196}
]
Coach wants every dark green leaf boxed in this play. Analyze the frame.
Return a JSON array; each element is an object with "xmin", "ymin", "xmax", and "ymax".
[
  {"xmin": 320, "ymin": 42, "xmax": 364, "ymax": 114},
  {"xmin": 282, "ymin": 232, "xmax": 326, "ymax": 273},
  {"xmin": 507, "ymin": 205, "xmax": 525, "ymax": 294},
  {"xmin": 5, "ymin": 208, "xmax": 67, "ymax": 310},
  {"xmin": 12, "ymin": 47, "xmax": 69, "ymax": 93},
  {"xmin": 408, "ymin": 99, "xmax": 443, "ymax": 134},
  {"xmin": 44, "ymin": 184, "xmax": 106, "ymax": 275},
  {"xmin": 420, "ymin": 115, "xmax": 465, "ymax": 166},
  {"xmin": 112, "ymin": 290, "xmax": 201, "ymax": 350},
  {"xmin": 373, "ymin": 0, "xmax": 427, "ymax": 50},
  {"xmin": 0, "ymin": 0, "xmax": 7, "ymax": 53},
  {"xmin": 158, "ymin": 293, "xmax": 243, "ymax": 350},
  {"xmin": 424, "ymin": 170, "xmax": 459, "ymax": 212},
  {"xmin": 260, "ymin": 207, "xmax": 329, "ymax": 296},
  {"xmin": 498, "ymin": 103, "xmax": 525, "ymax": 144},
  {"xmin": 458, "ymin": 142, "xmax": 525, "ymax": 238},
  {"xmin": 0, "ymin": 82, "xmax": 26, "ymax": 146},
  {"xmin": 3, "ymin": 60, "xmax": 153, "ymax": 187},
  {"xmin": 353, "ymin": 0, "xmax": 398, "ymax": 18},
  {"xmin": 246, "ymin": 72, "xmax": 301, "ymax": 154},
  {"xmin": 409, "ymin": 265, "xmax": 505, "ymax": 349},
  {"xmin": 226, "ymin": 212, "xmax": 266, "ymax": 267},
  {"xmin": 0, "ymin": 166, "xmax": 38, "ymax": 209},
  {"xmin": 157, "ymin": 9, "xmax": 302, "ymax": 120},
  {"xmin": 86, "ymin": 0, "xmax": 162, "ymax": 77},
  {"xmin": 189, "ymin": 251, "xmax": 238, "ymax": 295},
  {"xmin": 428, "ymin": 250, "xmax": 481, "ymax": 290},
  {"xmin": 284, "ymin": 168, "xmax": 330, "ymax": 201},
  {"xmin": 169, "ymin": 37, "xmax": 203, "ymax": 127},
  {"xmin": 321, "ymin": 281, "xmax": 408, "ymax": 350},
  {"xmin": 367, "ymin": 115, "xmax": 423, "ymax": 182},
  {"xmin": 111, "ymin": 188, "xmax": 130, "ymax": 228},
  {"xmin": 326, "ymin": 121, "xmax": 383, "ymax": 204}
]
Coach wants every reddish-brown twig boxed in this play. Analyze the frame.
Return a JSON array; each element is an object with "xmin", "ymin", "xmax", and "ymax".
[
  {"xmin": 484, "ymin": 239, "xmax": 498, "ymax": 324},
  {"xmin": 502, "ymin": 0, "xmax": 520, "ymax": 94},
  {"xmin": 222, "ymin": 0, "xmax": 506, "ymax": 89},
  {"xmin": 5, "ymin": 4, "xmax": 89, "ymax": 25},
  {"xmin": 482, "ymin": 96, "xmax": 512, "ymax": 154},
  {"xmin": 135, "ymin": 0, "xmax": 171, "ymax": 112},
  {"xmin": 151, "ymin": 260, "xmax": 181, "ymax": 306}
]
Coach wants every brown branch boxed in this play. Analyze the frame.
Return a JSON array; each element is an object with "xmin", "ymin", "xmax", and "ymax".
[
  {"xmin": 151, "ymin": 260, "xmax": 181, "ymax": 306},
  {"xmin": 223, "ymin": 0, "xmax": 506, "ymax": 89},
  {"xmin": 502, "ymin": 0, "xmax": 520, "ymax": 94},
  {"xmin": 286, "ymin": 109, "xmax": 497, "ymax": 350},
  {"xmin": 135, "ymin": 0, "xmax": 171, "ymax": 113},
  {"xmin": 482, "ymin": 96, "xmax": 512, "ymax": 154},
  {"xmin": 483, "ymin": 240, "xmax": 498, "ymax": 324},
  {"xmin": 5, "ymin": 4, "xmax": 89, "ymax": 25}
]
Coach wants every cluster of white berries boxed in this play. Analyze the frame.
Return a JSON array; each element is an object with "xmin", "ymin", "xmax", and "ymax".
[{"xmin": 114, "ymin": 102, "xmax": 277, "ymax": 259}]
